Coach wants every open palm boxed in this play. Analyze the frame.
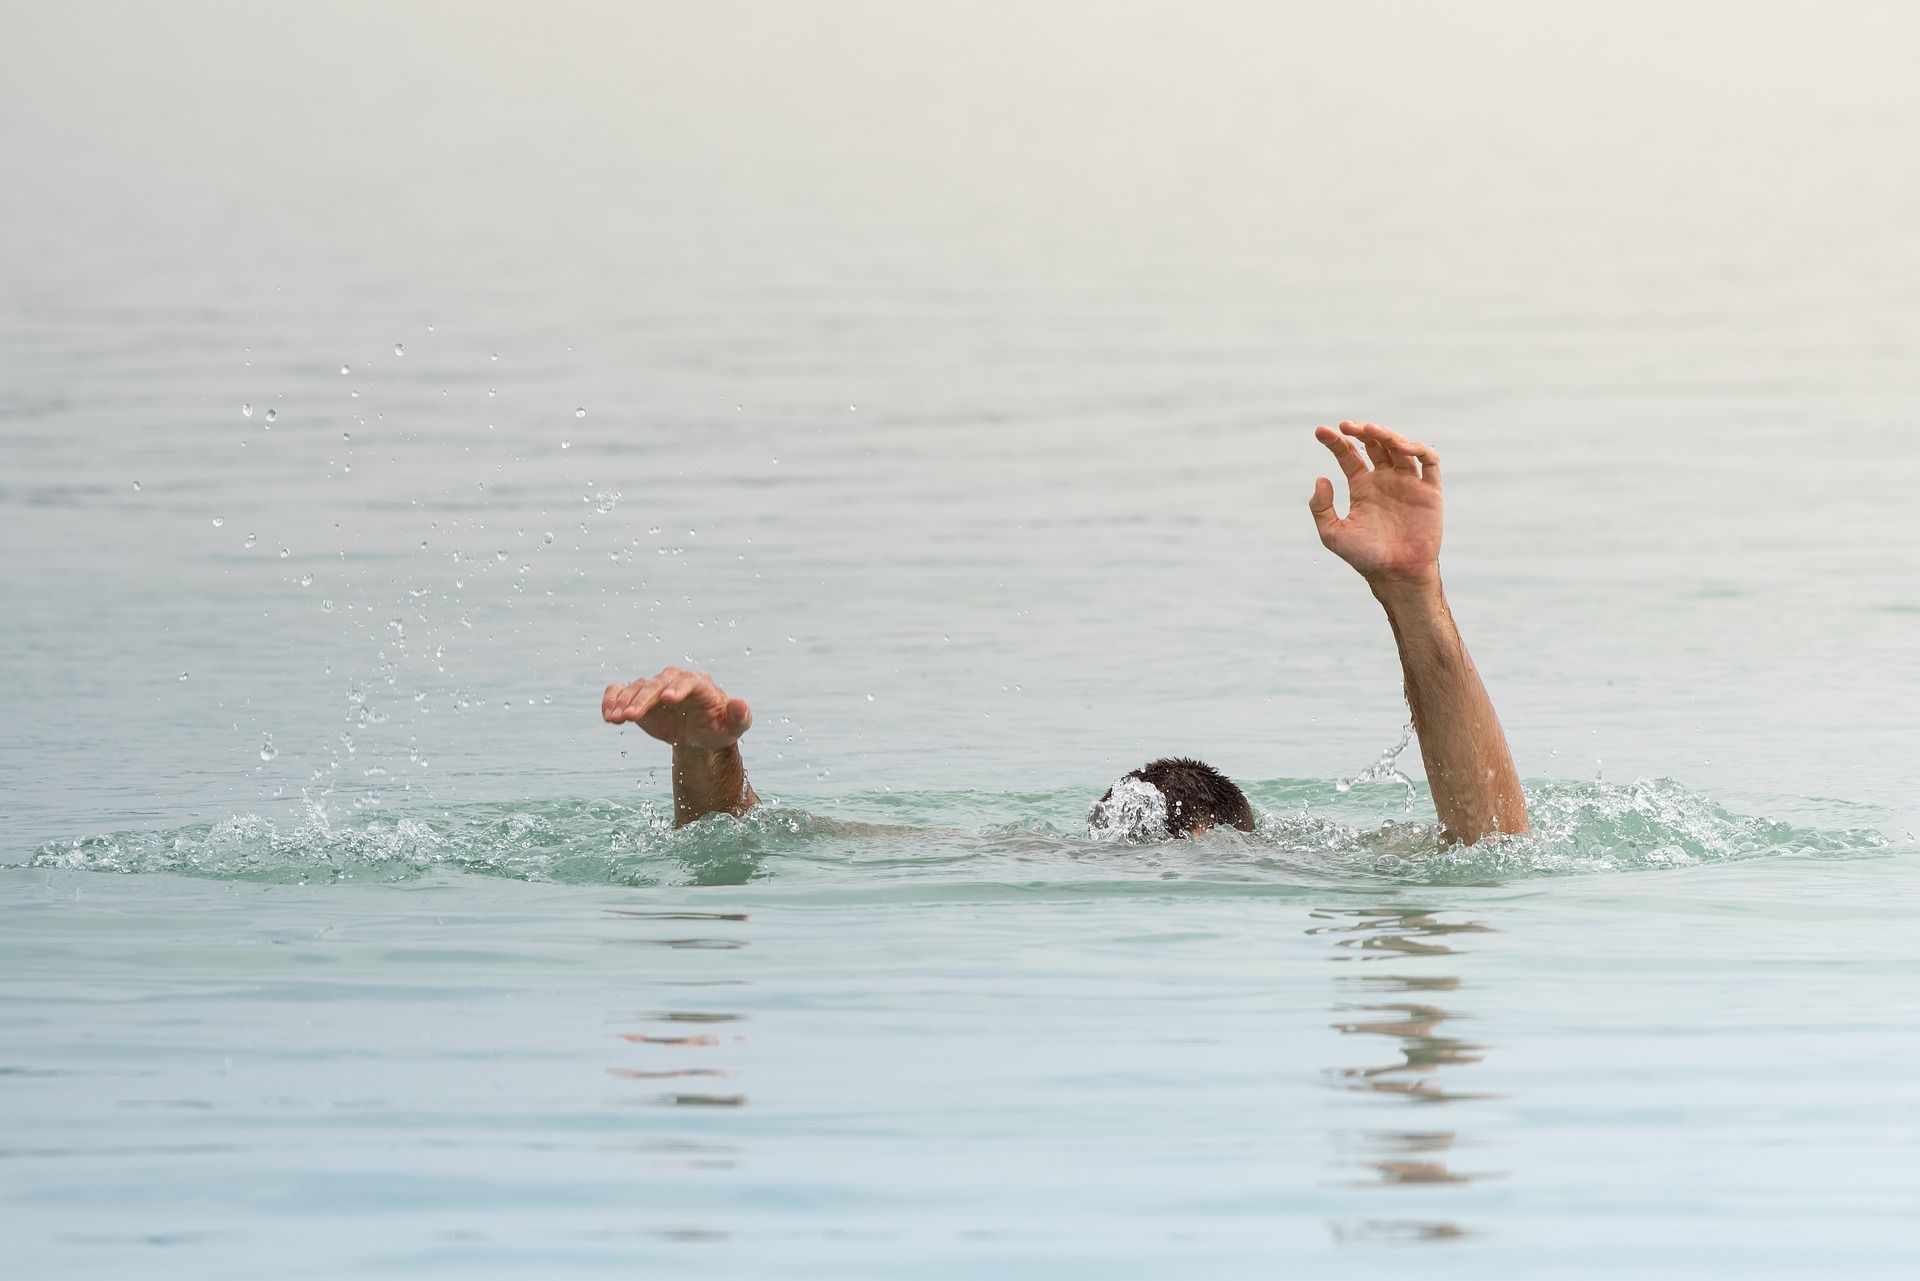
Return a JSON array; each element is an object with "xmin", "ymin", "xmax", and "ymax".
[{"xmin": 1309, "ymin": 421, "xmax": 1444, "ymax": 582}]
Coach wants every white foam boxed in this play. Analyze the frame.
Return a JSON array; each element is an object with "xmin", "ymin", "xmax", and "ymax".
[{"xmin": 1086, "ymin": 775, "xmax": 1169, "ymax": 843}]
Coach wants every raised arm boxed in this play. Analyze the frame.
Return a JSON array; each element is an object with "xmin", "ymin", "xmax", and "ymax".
[
  {"xmin": 601, "ymin": 667, "xmax": 759, "ymax": 827},
  {"xmin": 1309, "ymin": 422, "xmax": 1527, "ymax": 843}
]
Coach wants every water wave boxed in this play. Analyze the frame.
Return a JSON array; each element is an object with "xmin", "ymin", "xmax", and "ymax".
[{"xmin": 19, "ymin": 778, "xmax": 1891, "ymax": 890}]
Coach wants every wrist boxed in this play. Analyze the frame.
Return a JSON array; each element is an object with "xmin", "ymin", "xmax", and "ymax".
[
  {"xmin": 672, "ymin": 743, "xmax": 740, "ymax": 767},
  {"xmin": 1367, "ymin": 567, "xmax": 1445, "ymax": 617}
]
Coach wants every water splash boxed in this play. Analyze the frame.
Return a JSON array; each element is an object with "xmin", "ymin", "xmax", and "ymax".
[
  {"xmin": 22, "ymin": 780, "xmax": 1890, "ymax": 891},
  {"xmin": 1336, "ymin": 721, "xmax": 1416, "ymax": 809}
]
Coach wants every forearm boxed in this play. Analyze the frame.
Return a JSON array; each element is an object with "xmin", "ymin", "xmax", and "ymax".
[
  {"xmin": 1372, "ymin": 573, "xmax": 1527, "ymax": 843},
  {"xmin": 670, "ymin": 745, "xmax": 759, "ymax": 827}
]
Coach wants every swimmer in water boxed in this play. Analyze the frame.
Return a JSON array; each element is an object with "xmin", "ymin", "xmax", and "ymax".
[{"xmin": 600, "ymin": 423, "xmax": 1528, "ymax": 845}]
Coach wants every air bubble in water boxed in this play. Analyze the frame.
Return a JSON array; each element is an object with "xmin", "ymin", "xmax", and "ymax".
[
  {"xmin": 242, "ymin": 403, "xmax": 253, "ymax": 418},
  {"xmin": 212, "ymin": 516, "xmax": 225, "ymax": 527},
  {"xmin": 575, "ymin": 407, "xmax": 587, "ymax": 419},
  {"xmin": 259, "ymin": 738, "xmax": 278, "ymax": 762}
]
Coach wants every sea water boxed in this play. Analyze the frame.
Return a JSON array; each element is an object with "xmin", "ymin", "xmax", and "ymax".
[{"xmin": 4, "ymin": 3, "xmax": 1919, "ymax": 1277}]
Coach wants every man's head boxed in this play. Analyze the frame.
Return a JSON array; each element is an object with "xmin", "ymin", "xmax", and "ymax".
[{"xmin": 1086, "ymin": 757, "xmax": 1256, "ymax": 842}]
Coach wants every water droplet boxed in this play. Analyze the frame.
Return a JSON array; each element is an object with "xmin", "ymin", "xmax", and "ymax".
[
  {"xmin": 340, "ymin": 364, "xmax": 350, "ymax": 375},
  {"xmin": 279, "ymin": 547, "xmax": 289, "ymax": 559},
  {"xmin": 259, "ymin": 739, "xmax": 278, "ymax": 762},
  {"xmin": 211, "ymin": 516, "xmax": 225, "ymax": 528},
  {"xmin": 593, "ymin": 492, "xmax": 618, "ymax": 513},
  {"xmin": 394, "ymin": 343, "xmax": 405, "ymax": 356},
  {"xmin": 350, "ymin": 389, "xmax": 359, "ymax": 399},
  {"xmin": 495, "ymin": 550, "xmax": 507, "ymax": 562},
  {"xmin": 321, "ymin": 599, "xmax": 335, "ymax": 613},
  {"xmin": 560, "ymin": 440, "xmax": 571, "ymax": 450},
  {"xmin": 426, "ymin": 323, "xmax": 436, "ymax": 332},
  {"xmin": 342, "ymin": 432, "xmax": 350, "ymax": 441},
  {"xmin": 244, "ymin": 532, "xmax": 257, "ymax": 548},
  {"xmin": 241, "ymin": 403, "xmax": 253, "ymax": 418},
  {"xmin": 264, "ymin": 407, "xmax": 277, "ymax": 423},
  {"xmin": 490, "ymin": 352, "xmax": 498, "ymax": 362},
  {"xmin": 866, "ymin": 693, "xmax": 875, "ymax": 702},
  {"xmin": 575, "ymin": 407, "xmax": 587, "ymax": 419},
  {"xmin": 542, "ymin": 532, "xmax": 554, "ymax": 544},
  {"xmin": 298, "ymin": 573, "xmax": 314, "ymax": 587},
  {"xmin": 131, "ymin": 480, "xmax": 141, "ymax": 491},
  {"xmin": 178, "ymin": 671, "xmax": 189, "ymax": 681},
  {"xmin": 487, "ymin": 388, "xmax": 496, "ymax": 398}
]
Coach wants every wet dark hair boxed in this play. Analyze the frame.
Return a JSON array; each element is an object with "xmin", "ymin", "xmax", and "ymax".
[{"xmin": 1100, "ymin": 757, "xmax": 1256, "ymax": 838}]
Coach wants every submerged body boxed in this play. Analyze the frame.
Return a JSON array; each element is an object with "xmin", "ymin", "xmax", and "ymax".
[{"xmin": 603, "ymin": 424, "xmax": 1527, "ymax": 844}]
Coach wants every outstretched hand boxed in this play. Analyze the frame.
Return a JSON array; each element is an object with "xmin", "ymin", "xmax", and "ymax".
[
  {"xmin": 1309, "ymin": 421, "xmax": 1444, "ymax": 586},
  {"xmin": 602, "ymin": 667, "xmax": 752, "ymax": 749}
]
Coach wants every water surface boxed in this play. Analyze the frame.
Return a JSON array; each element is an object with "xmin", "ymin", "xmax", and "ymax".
[{"xmin": 4, "ymin": 2, "xmax": 1919, "ymax": 1275}]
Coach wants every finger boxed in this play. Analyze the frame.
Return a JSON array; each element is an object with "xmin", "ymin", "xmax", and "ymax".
[
  {"xmin": 1309, "ymin": 476, "xmax": 1341, "ymax": 545},
  {"xmin": 1315, "ymin": 424, "xmax": 1368, "ymax": 479},
  {"xmin": 1396, "ymin": 439, "xmax": 1442, "ymax": 486},
  {"xmin": 618, "ymin": 677, "xmax": 663, "ymax": 722},
  {"xmin": 725, "ymin": 697, "xmax": 753, "ymax": 736},
  {"xmin": 1341, "ymin": 421, "xmax": 1395, "ymax": 470},
  {"xmin": 659, "ymin": 672, "xmax": 702, "ymax": 705},
  {"xmin": 1367, "ymin": 426, "xmax": 1421, "ymax": 475},
  {"xmin": 619, "ymin": 682, "xmax": 665, "ymax": 726},
  {"xmin": 1361, "ymin": 423, "xmax": 1420, "ymax": 474},
  {"xmin": 603, "ymin": 684, "xmax": 627, "ymax": 722}
]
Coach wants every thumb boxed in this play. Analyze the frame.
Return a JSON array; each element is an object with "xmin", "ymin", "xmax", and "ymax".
[
  {"xmin": 1309, "ymin": 476, "xmax": 1340, "ymax": 543},
  {"xmin": 725, "ymin": 697, "xmax": 753, "ymax": 737}
]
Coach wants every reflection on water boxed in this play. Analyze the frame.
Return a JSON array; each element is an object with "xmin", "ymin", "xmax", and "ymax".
[
  {"xmin": 603, "ymin": 908, "xmax": 751, "ymax": 1173},
  {"xmin": 1312, "ymin": 906, "xmax": 1504, "ymax": 1243}
]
